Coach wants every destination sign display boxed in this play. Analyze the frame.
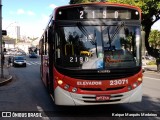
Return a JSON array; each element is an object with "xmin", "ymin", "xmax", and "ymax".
[{"xmin": 56, "ymin": 6, "xmax": 140, "ymax": 20}]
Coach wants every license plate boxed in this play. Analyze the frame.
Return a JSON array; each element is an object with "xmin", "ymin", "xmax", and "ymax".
[{"xmin": 96, "ymin": 95, "xmax": 110, "ymax": 101}]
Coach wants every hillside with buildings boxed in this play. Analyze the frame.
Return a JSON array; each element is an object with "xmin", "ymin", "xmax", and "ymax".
[{"xmin": 3, "ymin": 36, "xmax": 39, "ymax": 54}]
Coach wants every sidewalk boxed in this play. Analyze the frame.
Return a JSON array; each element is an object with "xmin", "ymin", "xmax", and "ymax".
[
  {"xmin": 146, "ymin": 65, "xmax": 157, "ymax": 71},
  {"xmin": 0, "ymin": 66, "xmax": 12, "ymax": 86}
]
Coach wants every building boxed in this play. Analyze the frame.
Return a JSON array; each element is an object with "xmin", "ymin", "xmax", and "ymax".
[
  {"xmin": 16, "ymin": 26, "xmax": 20, "ymax": 42},
  {"xmin": 4, "ymin": 39, "xmax": 15, "ymax": 49},
  {"xmin": 15, "ymin": 42, "xmax": 31, "ymax": 54}
]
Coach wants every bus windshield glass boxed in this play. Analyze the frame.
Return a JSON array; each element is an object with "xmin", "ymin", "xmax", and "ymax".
[{"xmin": 55, "ymin": 24, "xmax": 141, "ymax": 70}]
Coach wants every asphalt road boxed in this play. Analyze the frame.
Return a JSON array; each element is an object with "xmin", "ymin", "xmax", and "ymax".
[{"xmin": 0, "ymin": 56, "xmax": 159, "ymax": 120}]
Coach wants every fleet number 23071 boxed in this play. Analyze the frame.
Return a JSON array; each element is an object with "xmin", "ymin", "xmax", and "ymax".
[{"xmin": 110, "ymin": 79, "xmax": 128, "ymax": 86}]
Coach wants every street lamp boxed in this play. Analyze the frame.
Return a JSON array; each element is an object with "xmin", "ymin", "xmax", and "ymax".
[
  {"xmin": 0, "ymin": 0, "xmax": 7, "ymax": 78},
  {"xmin": 0, "ymin": 0, "xmax": 4, "ymax": 78},
  {"xmin": 5, "ymin": 22, "xmax": 17, "ymax": 38},
  {"xmin": 5, "ymin": 22, "xmax": 19, "ymax": 47},
  {"xmin": 5, "ymin": 22, "xmax": 16, "ymax": 29}
]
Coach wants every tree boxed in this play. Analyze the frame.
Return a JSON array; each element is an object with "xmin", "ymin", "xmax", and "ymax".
[
  {"xmin": 2, "ymin": 36, "xmax": 16, "ymax": 43},
  {"xmin": 69, "ymin": 0, "xmax": 99, "ymax": 4},
  {"xmin": 27, "ymin": 37, "xmax": 39, "ymax": 42},
  {"xmin": 69, "ymin": 0, "xmax": 160, "ymax": 58},
  {"xmin": 70, "ymin": 0, "xmax": 88, "ymax": 4},
  {"xmin": 108, "ymin": 0, "xmax": 160, "ymax": 58},
  {"xmin": 149, "ymin": 30, "xmax": 160, "ymax": 49}
]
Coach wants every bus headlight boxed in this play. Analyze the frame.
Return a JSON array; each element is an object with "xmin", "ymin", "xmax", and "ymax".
[
  {"xmin": 72, "ymin": 88, "xmax": 78, "ymax": 93},
  {"xmin": 133, "ymin": 82, "xmax": 138, "ymax": 88},
  {"xmin": 64, "ymin": 84, "xmax": 70, "ymax": 90},
  {"xmin": 128, "ymin": 86, "xmax": 132, "ymax": 91}
]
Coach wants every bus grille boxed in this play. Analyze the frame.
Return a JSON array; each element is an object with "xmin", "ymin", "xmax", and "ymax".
[{"xmin": 80, "ymin": 86, "xmax": 125, "ymax": 91}]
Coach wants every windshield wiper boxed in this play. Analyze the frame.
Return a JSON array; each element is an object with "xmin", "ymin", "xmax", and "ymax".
[
  {"xmin": 107, "ymin": 27, "xmax": 112, "ymax": 48},
  {"xmin": 105, "ymin": 22, "xmax": 124, "ymax": 51},
  {"xmin": 77, "ymin": 22, "xmax": 96, "ymax": 45},
  {"xmin": 111, "ymin": 22, "xmax": 124, "ymax": 41},
  {"xmin": 77, "ymin": 22, "xmax": 98, "ymax": 58},
  {"xmin": 94, "ymin": 29, "xmax": 98, "ymax": 58}
]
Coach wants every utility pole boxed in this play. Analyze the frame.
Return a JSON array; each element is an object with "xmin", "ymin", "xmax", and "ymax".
[{"xmin": 0, "ymin": 0, "xmax": 4, "ymax": 78}]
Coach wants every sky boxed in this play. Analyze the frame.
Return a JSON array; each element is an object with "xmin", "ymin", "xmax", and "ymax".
[
  {"xmin": 2, "ymin": 0, "xmax": 70, "ymax": 38},
  {"xmin": 2, "ymin": 0, "xmax": 160, "ymax": 39}
]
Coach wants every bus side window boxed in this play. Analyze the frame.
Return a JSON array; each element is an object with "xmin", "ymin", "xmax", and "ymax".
[
  {"xmin": 44, "ymin": 31, "xmax": 48, "ymax": 55},
  {"xmin": 55, "ymin": 33, "xmax": 61, "ymax": 59}
]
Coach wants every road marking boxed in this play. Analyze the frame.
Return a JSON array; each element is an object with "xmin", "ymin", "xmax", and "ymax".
[
  {"xmin": 26, "ymin": 61, "xmax": 40, "ymax": 65},
  {"xmin": 26, "ymin": 62, "xmax": 32, "ymax": 65},
  {"xmin": 35, "ymin": 61, "xmax": 41, "ymax": 64},
  {"xmin": 37, "ymin": 106, "xmax": 50, "ymax": 120},
  {"xmin": 144, "ymin": 76, "xmax": 160, "ymax": 81},
  {"xmin": 144, "ymin": 71, "xmax": 160, "ymax": 77}
]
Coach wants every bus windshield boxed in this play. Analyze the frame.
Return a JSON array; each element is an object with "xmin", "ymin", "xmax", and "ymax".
[{"xmin": 55, "ymin": 23, "xmax": 141, "ymax": 70}]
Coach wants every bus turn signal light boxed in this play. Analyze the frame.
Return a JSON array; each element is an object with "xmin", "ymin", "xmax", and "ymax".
[
  {"xmin": 57, "ymin": 80, "xmax": 63, "ymax": 85},
  {"xmin": 137, "ymin": 78, "xmax": 142, "ymax": 82}
]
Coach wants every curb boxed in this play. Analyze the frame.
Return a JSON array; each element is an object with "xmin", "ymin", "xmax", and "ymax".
[{"xmin": 0, "ymin": 75, "xmax": 13, "ymax": 86}]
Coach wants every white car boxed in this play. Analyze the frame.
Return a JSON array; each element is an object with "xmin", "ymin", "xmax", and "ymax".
[{"xmin": 142, "ymin": 61, "xmax": 147, "ymax": 72}]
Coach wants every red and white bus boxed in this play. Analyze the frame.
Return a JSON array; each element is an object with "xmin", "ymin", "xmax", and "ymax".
[{"xmin": 39, "ymin": 2, "xmax": 143, "ymax": 106}]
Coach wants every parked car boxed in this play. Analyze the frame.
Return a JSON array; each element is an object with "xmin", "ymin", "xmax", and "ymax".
[{"xmin": 12, "ymin": 56, "xmax": 27, "ymax": 67}]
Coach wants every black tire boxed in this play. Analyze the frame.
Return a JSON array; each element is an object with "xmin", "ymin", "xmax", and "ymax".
[{"xmin": 13, "ymin": 64, "xmax": 15, "ymax": 67}]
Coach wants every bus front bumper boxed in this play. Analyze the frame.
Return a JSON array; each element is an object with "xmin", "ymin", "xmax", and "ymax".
[{"xmin": 54, "ymin": 84, "xmax": 142, "ymax": 106}]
